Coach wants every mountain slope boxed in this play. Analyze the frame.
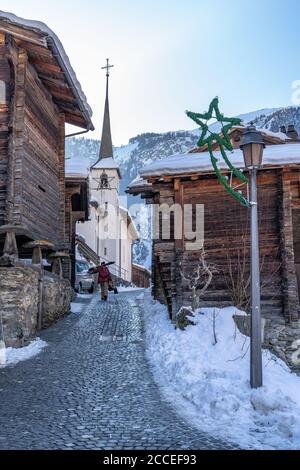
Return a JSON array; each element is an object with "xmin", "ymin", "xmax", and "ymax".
[
  {"xmin": 67, "ymin": 106, "xmax": 300, "ymax": 197},
  {"xmin": 66, "ymin": 106, "xmax": 300, "ymax": 268}
]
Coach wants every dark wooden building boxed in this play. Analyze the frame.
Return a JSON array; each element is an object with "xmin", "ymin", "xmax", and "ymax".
[
  {"xmin": 0, "ymin": 12, "xmax": 93, "ymax": 264},
  {"xmin": 65, "ymin": 174, "xmax": 89, "ymax": 286},
  {"xmin": 128, "ymin": 126, "xmax": 300, "ymax": 326},
  {"xmin": 132, "ymin": 263, "xmax": 151, "ymax": 288}
]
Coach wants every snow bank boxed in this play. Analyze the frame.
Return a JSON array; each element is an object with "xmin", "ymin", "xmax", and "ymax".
[
  {"xmin": 1, "ymin": 339, "xmax": 47, "ymax": 368},
  {"xmin": 71, "ymin": 302, "xmax": 86, "ymax": 314},
  {"xmin": 117, "ymin": 286, "xmax": 143, "ymax": 292},
  {"xmin": 143, "ymin": 291, "xmax": 300, "ymax": 449},
  {"xmin": 139, "ymin": 143, "xmax": 300, "ymax": 178}
]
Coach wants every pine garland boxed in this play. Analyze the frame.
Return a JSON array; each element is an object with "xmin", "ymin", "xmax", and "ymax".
[{"xmin": 186, "ymin": 97, "xmax": 250, "ymax": 207}]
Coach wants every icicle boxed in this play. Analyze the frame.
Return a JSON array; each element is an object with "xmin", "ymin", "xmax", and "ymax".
[
  {"xmin": 0, "ymin": 312, "xmax": 6, "ymax": 365},
  {"xmin": 0, "ymin": 341, "xmax": 6, "ymax": 365}
]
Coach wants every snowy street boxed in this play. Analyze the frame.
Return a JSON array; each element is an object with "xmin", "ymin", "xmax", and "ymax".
[
  {"xmin": 0, "ymin": 290, "xmax": 235, "ymax": 450},
  {"xmin": 144, "ymin": 293, "xmax": 300, "ymax": 450}
]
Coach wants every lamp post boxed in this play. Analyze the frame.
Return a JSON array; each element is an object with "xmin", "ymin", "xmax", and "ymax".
[{"xmin": 240, "ymin": 124, "xmax": 265, "ymax": 389}]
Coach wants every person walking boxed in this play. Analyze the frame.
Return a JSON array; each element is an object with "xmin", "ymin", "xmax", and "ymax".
[{"xmin": 90, "ymin": 262, "xmax": 112, "ymax": 301}]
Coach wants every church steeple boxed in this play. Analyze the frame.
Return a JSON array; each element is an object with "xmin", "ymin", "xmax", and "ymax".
[{"xmin": 94, "ymin": 59, "xmax": 114, "ymax": 165}]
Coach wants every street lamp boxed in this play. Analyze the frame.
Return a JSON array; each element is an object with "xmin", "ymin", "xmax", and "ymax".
[{"xmin": 240, "ymin": 124, "xmax": 265, "ymax": 389}]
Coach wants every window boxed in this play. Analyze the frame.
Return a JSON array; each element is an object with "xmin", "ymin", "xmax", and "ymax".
[{"xmin": 76, "ymin": 261, "xmax": 89, "ymax": 274}]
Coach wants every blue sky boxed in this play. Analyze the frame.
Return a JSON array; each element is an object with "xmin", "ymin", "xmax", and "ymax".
[{"xmin": 1, "ymin": 0, "xmax": 300, "ymax": 144}]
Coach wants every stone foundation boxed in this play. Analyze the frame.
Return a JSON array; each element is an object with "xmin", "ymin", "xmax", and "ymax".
[
  {"xmin": 233, "ymin": 313, "xmax": 300, "ymax": 375},
  {"xmin": 264, "ymin": 315, "xmax": 300, "ymax": 375},
  {"xmin": 42, "ymin": 274, "xmax": 72, "ymax": 328},
  {"xmin": 0, "ymin": 265, "xmax": 72, "ymax": 347},
  {"xmin": 0, "ymin": 266, "xmax": 39, "ymax": 347}
]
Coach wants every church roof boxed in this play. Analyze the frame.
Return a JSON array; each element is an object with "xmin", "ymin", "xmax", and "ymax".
[
  {"xmin": 92, "ymin": 157, "xmax": 121, "ymax": 178},
  {"xmin": 92, "ymin": 59, "xmax": 120, "ymax": 173}
]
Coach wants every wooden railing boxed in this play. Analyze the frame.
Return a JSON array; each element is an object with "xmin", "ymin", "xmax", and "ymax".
[{"xmin": 76, "ymin": 237, "xmax": 128, "ymax": 281}]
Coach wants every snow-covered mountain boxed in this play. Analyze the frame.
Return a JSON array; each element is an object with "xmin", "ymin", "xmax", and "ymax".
[
  {"xmin": 66, "ymin": 106, "xmax": 300, "ymax": 197},
  {"xmin": 66, "ymin": 106, "xmax": 300, "ymax": 267}
]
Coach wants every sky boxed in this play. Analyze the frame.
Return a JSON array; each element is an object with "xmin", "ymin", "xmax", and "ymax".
[{"xmin": 1, "ymin": 0, "xmax": 300, "ymax": 145}]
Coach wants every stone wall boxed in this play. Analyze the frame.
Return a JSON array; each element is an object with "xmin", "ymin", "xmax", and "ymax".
[
  {"xmin": 0, "ymin": 265, "xmax": 72, "ymax": 347},
  {"xmin": 234, "ymin": 313, "xmax": 300, "ymax": 375},
  {"xmin": 42, "ymin": 274, "xmax": 72, "ymax": 328},
  {"xmin": 0, "ymin": 266, "xmax": 39, "ymax": 347},
  {"xmin": 264, "ymin": 315, "xmax": 300, "ymax": 375}
]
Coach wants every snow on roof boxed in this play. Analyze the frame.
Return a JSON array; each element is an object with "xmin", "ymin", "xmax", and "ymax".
[
  {"xmin": 92, "ymin": 157, "xmax": 120, "ymax": 170},
  {"xmin": 119, "ymin": 206, "xmax": 139, "ymax": 239},
  {"xmin": 132, "ymin": 263, "xmax": 151, "ymax": 274},
  {"xmin": 92, "ymin": 157, "xmax": 122, "ymax": 178},
  {"xmin": 65, "ymin": 157, "xmax": 90, "ymax": 177},
  {"xmin": 235, "ymin": 125, "xmax": 290, "ymax": 141},
  {"xmin": 127, "ymin": 175, "xmax": 152, "ymax": 189},
  {"xmin": 139, "ymin": 143, "xmax": 300, "ymax": 178},
  {"xmin": 0, "ymin": 10, "xmax": 93, "ymax": 128}
]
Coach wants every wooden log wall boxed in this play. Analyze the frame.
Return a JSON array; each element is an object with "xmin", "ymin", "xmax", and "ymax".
[
  {"xmin": 281, "ymin": 170, "xmax": 300, "ymax": 321},
  {"xmin": 132, "ymin": 265, "xmax": 151, "ymax": 288},
  {"xmin": 151, "ymin": 169, "xmax": 294, "ymax": 320},
  {"xmin": 22, "ymin": 59, "xmax": 61, "ymax": 243},
  {"xmin": 152, "ymin": 184, "xmax": 177, "ymax": 316},
  {"xmin": 181, "ymin": 171, "xmax": 282, "ymax": 316},
  {"xmin": 0, "ymin": 33, "xmax": 13, "ymax": 225},
  {"xmin": 0, "ymin": 34, "xmax": 66, "ymax": 247}
]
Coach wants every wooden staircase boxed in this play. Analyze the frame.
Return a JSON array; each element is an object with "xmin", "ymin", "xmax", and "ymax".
[
  {"xmin": 76, "ymin": 236, "xmax": 131, "ymax": 286},
  {"xmin": 76, "ymin": 237, "xmax": 100, "ymax": 266}
]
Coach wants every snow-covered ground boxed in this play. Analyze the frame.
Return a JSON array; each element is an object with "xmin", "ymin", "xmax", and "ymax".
[
  {"xmin": 0, "ymin": 339, "xmax": 47, "ymax": 368},
  {"xmin": 117, "ymin": 286, "xmax": 143, "ymax": 292},
  {"xmin": 142, "ymin": 291, "xmax": 300, "ymax": 450},
  {"xmin": 71, "ymin": 302, "xmax": 87, "ymax": 313}
]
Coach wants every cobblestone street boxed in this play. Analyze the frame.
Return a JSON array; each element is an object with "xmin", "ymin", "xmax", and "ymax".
[{"xmin": 0, "ymin": 291, "xmax": 236, "ymax": 450}]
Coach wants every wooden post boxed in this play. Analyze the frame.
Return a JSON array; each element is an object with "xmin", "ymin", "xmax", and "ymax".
[
  {"xmin": 174, "ymin": 178, "xmax": 184, "ymax": 248},
  {"xmin": 3, "ymin": 230, "xmax": 18, "ymax": 260},
  {"xmin": 37, "ymin": 275, "xmax": 44, "ymax": 331},
  {"xmin": 23, "ymin": 240, "xmax": 55, "ymax": 331},
  {"xmin": 52, "ymin": 258, "xmax": 63, "ymax": 278},
  {"xmin": 32, "ymin": 247, "xmax": 43, "ymax": 267},
  {"xmin": 50, "ymin": 252, "xmax": 70, "ymax": 280},
  {"xmin": 280, "ymin": 172, "xmax": 300, "ymax": 322},
  {"xmin": 6, "ymin": 48, "xmax": 27, "ymax": 225},
  {"xmin": 58, "ymin": 113, "xmax": 66, "ymax": 245}
]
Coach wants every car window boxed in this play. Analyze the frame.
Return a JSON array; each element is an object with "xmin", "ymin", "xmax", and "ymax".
[{"xmin": 76, "ymin": 261, "xmax": 90, "ymax": 273}]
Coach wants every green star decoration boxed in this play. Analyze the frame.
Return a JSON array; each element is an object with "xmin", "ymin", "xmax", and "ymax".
[{"xmin": 186, "ymin": 97, "xmax": 250, "ymax": 207}]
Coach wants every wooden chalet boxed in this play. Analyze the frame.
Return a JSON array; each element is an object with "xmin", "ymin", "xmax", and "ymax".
[
  {"xmin": 128, "ymin": 125, "xmax": 300, "ymax": 325},
  {"xmin": 0, "ymin": 11, "xmax": 93, "ymax": 267},
  {"xmin": 65, "ymin": 174, "xmax": 89, "ymax": 286},
  {"xmin": 132, "ymin": 263, "xmax": 151, "ymax": 288}
]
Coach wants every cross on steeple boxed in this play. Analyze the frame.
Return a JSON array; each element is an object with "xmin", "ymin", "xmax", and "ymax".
[
  {"xmin": 91, "ymin": 58, "xmax": 116, "ymax": 166},
  {"xmin": 101, "ymin": 58, "xmax": 114, "ymax": 77}
]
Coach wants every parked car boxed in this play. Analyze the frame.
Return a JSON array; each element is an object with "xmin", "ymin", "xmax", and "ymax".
[{"xmin": 75, "ymin": 260, "xmax": 97, "ymax": 294}]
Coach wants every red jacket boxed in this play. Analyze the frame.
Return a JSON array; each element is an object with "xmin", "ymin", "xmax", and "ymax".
[{"xmin": 96, "ymin": 266, "xmax": 111, "ymax": 284}]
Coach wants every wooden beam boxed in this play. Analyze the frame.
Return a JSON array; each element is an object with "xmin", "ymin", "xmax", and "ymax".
[
  {"xmin": 29, "ymin": 59, "xmax": 63, "ymax": 75},
  {"xmin": 174, "ymin": 178, "xmax": 181, "ymax": 191}
]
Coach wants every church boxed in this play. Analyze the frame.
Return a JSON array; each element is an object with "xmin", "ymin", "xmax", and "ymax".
[{"xmin": 74, "ymin": 60, "xmax": 139, "ymax": 283}]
